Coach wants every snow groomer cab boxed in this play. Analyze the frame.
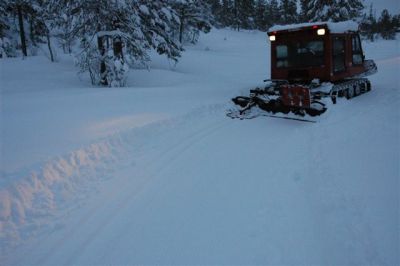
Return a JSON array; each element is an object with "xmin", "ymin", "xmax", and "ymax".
[{"xmin": 267, "ymin": 21, "xmax": 375, "ymax": 83}]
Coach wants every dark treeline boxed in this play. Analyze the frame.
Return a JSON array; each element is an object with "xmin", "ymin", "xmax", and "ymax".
[
  {"xmin": 360, "ymin": 4, "xmax": 400, "ymax": 41},
  {"xmin": 208, "ymin": 0, "xmax": 366, "ymax": 29},
  {"xmin": 207, "ymin": 0, "xmax": 400, "ymax": 39},
  {"xmin": 0, "ymin": 0, "xmax": 399, "ymax": 86}
]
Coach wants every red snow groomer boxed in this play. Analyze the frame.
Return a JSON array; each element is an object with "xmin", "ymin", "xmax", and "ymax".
[{"xmin": 228, "ymin": 21, "xmax": 377, "ymax": 121}]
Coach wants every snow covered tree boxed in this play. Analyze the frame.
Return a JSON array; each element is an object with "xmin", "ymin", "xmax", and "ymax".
[
  {"xmin": 378, "ymin": 9, "xmax": 396, "ymax": 40},
  {"xmin": 331, "ymin": 0, "xmax": 364, "ymax": 22},
  {"xmin": 303, "ymin": 0, "xmax": 364, "ymax": 22},
  {"xmin": 299, "ymin": 0, "xmax": 311, "ymax": 22},
  {"xmin": 44, "ymin": 0, "xmax": 76, "ymax": 54},
  {"xmin": 360, "ymin": 5, "xmax": 399, "ymax": 41},
  {"xmin": 220, "ymin": 0, "xmax": 235, "ymax": 27},
  {"xmin": 6, "ymin": 0, "xmax": 33, "ymax": 57},
  {"xmin": 29, "ymin": 1, "xmax": 60, "ymax": 61},
  {"xmin": 360, "ymin": 4, "xmax": 377, "ymax": 41},
  {"xmin": 0, "ymin": 0, "xmax": 55, "ymax": 58},
  {"xmin": 280, "ymin": 0, "xmax": 298, "ymax": 24},
  {"xmin": 0, "ymin": 1, "xmax": 15, "ymax": 58},
  {"xmin": 302, "ymin": 0, "xmax": 335, "ymax": 22},
  {"xmin": 393, "ymin": 14, "xmax": 400, "ymax": 33},
  {"xmin": 170, "ymin": 0, "xmax": 212, "ymax": 44},
  {"xmin": 241, "ymin": 0, "xmax": 256, "ymax": 29},
  {"xmin": 233, "ymin": 0, "xmax": 256, "ymax": 30},
  {"xmin": 206, "ymin": 0, "xmax": 222, "ymax": 26},
  {"xmin": 264, "ymin": 0, "xmax": 281, "ymax": 28},
  {"xmin": 254, "ymin": 0, "xmax": 267, "ymax": 30},
  {"xmin": 0, "ymin": 2, "xmax": 9, "ymax": 39},
  {"xmin": 51, "ymin": 0, "xmax": 182, "ymax": 86}
]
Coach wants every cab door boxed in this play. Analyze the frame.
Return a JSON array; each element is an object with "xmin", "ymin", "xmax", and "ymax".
[
  {"xmin": 332, "ymin": 36, "xmax": 346, "ymax": 73},
  {"xmin": 351, "ymin": 34, "xmax": 364, "ymax": 66}
]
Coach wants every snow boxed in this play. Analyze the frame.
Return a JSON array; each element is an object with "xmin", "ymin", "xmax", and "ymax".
[
  {"xmin": 1, "ymin": 29, "xmax": 399, "ymax": 265},
  {"xmin": 139, "ymin": 5, "xmax": 149, "ymax": 16},
  {"xmin": 269, "ymin": 20, "xmax": 359, "ymax": 33},
  {"xmin": 161, "ymin": 7, "xmax": 173, "ymax": 20},
  {"xmin": 97, "ymin": 30, "xmax": 126, "ymax": 38}
]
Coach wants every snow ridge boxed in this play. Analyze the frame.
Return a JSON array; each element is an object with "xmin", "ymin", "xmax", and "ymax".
[
  {"xmin": 0, "ymin": 137, "xmax": 125, "ymax": 249},
  {"xmin": 0, "ymin": 103, "xmax": 226, "ymax": 255}
]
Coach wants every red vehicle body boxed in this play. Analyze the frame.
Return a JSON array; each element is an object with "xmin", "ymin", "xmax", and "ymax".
[{"xmin": 267, "ymin": 24, "xmax": 367, "ymax": 83}]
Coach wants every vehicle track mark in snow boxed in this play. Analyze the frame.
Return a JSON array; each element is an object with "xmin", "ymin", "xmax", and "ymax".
[
  {"xmin": 306, "ymin": 122, "xmax": 384, "ymax": 265},
  {"xmin": 62, "ymin": 117, "xmax": 230, "ymax": 265},
  {"xmin": 21, "ymin": 107, "xmax": 230, "ymax": 265}
]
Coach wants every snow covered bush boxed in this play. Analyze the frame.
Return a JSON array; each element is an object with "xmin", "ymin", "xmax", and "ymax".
[
  {"xmin": 75, "ymin": 36, "xmax": 129, "ymax": 87},
  {"xmin": 104, "ymin": 52, "xmax": 130, "ymax": 87},
  {"xmin": 0, "ymin": 37, "xmax": 17, "ymax": 58},
  {"xmin": 75, "ymin": 38, "xmax": 102, "ymax": 85}
]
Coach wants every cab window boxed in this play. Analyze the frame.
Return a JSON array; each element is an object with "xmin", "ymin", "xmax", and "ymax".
[
  {"xmin": 276, "ymin": 45, "xmax": 289, "ymax": 67},
  {"xmin": 332, "ymin": 37, "xmax": 345, "ymax": 72},
  {"xmin": 275, "ymin": 40, "xmax": 324, "ymax": 68},
  {"xmin": 352, "ymin": 35, "xmax": 363, "ymax": 65}
]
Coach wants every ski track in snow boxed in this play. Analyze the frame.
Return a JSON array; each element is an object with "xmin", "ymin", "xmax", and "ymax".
[{"xmin": 1, "ymin": 104, "xmax": 229, "ymax": 263}]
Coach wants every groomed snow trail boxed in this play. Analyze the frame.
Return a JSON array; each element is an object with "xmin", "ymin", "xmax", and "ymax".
[{"xmin": 1, "ymin": 30, "xmax": 399, "ymax": 265}]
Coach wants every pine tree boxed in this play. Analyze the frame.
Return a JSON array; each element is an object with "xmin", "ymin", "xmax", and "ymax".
[
  {"xmin": 332, "ymin": 0, "xmax": 363, "ymax": 22},
  {"xmin": 264, "ymin": 0, "xmax": 280, "ymax": 28},
  {"xmin": 220, "ymin": 0, "xmax": 235, "ymax": 27},
  {"xmin": 6, "ymin": 1, "xmax": 36, "ymax": 57},
  {"xmin": 53, "ymin": 0, "xmax": 182, "ymax": 86},
  {"xmin": 360, "ymin": 4, "xmax": 377, "ymax": 41},
  {"xmin": 303, "ymin": 0, "xmax": 334, "ymax": 22},
  {"xmin": 0, "ymin": 2, "xmax": 7, "ymax": 38},
  {"xmin": 254, "ymin": 0, "xmax": 267, "ymax": 30},
  {"xmin": 46, "ymin": 0, "xmax": 76, "ymax": 54},
  {"xmin": 206, "ymin": 0, "xmax": 222, "ymax": 26},
  {"xmin": 170, "ymin": 0, "xmax": 212, "ymax": 44},
  {"xmin": 241, "ymin": 0, "xmax": 256, "ymax": 29},
  {"xmin": 0, "ymin": 1, "xmax": 12, "ymax": 57},
  {"xmin": 232, "ymin": 0, "xmax": 256, "ymax": 30},
  {"xmin": 303, "ymin": 0, "xmax": 364, "ymax": 22},
  {"xmin": 299, "ymin": 0, "xmax": 311, "ymax": 22},
  {"xmin": 280, "ymin": 0, "xmax": 298, "ymax": 24},
  {"xmin": 379, "ymin": 9, "xmax": 396, "ymax": 40},
  {"xmin": 393, "ymin": 14, "xmax": 400, "ymax": 32}
]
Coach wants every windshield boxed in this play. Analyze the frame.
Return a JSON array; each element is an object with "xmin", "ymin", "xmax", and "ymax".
[{"xmin": 276, "ymin": 40, "xmax": 324, "ymax": 68}]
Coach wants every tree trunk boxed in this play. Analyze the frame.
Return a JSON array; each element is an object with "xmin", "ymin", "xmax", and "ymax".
[
  {"xmin": 179, "ymin": 8, "xmax": 185, "ymax": 43},
  {"xmin": 29, "ymin": 17, "xmax": 35, "ymax": 46},
  {"xmin": 113, "ymin": 36, "xmax": 123, "ymax": 59},
  {"xmin": 234, "ymin": 0, "xmax": 240, "ymax": 31},
  {"xmin": 97, "ymin": 35, "xmax": 108, "ymax": 86},
  {"xmin": 46, "ymin": 30, "xmax": 54, "ymax": 62},
  {"xmin": 17, "ymin": 4, "xmax": 27, "ymax": 57}
]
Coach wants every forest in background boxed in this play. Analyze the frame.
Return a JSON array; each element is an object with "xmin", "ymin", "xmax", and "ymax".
[{"xmin": 1, "ymin": 0, "xmax": 399, "ymax": 87}]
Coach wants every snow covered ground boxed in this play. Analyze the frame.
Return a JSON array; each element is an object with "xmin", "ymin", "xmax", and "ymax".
[{"xmin": 1, "ymin": 29, "xmax": 399, "ymax": 265}]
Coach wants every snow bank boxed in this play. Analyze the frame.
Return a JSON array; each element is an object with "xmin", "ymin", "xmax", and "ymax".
[
  {"xmin": 269, "ymin": 20, "xmax": 359, "ymax": 34},
  {"xmin": 0, "ymin": 103, "xmax": 222, "ymax": 251},
  {"xmin": 0, "ymin": 137, "xmax": 124, "ymax": 247}
]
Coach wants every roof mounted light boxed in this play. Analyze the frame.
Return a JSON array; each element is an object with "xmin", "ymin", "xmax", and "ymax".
[
  {"xmin": 269, "ymin": 35, "xmax": 276, "ymax": 41},
  {"xmin": 317, "ymin": 28, "xmax": 326, "ymax": 35}
]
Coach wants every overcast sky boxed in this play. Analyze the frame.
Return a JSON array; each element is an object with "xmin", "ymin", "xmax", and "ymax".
[{"xmin": 364, "ymin": 0, "xmax": 400, "ymax": 15}]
